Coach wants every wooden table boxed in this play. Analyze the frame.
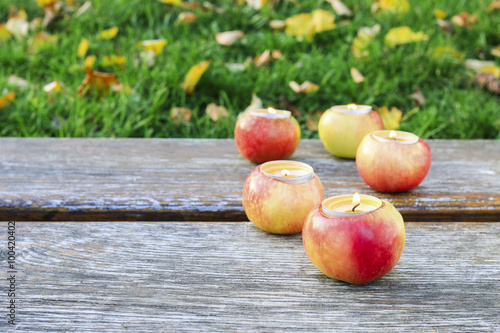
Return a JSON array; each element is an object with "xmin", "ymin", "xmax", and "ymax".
[{"xmin": 1, "ymin": 138, "xmax": 499, "ymax": 332}]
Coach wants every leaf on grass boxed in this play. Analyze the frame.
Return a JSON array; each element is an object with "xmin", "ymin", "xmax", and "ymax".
[
  {"xmin": 432, "ymin": 46, "xmax": 464, "ymax": 60},
  {"xmin": 243, "ymin": 93, "xmax": 263, "ymax": 113},
  {"xmin": 170, "ymin": 107, "xmax": 192, "ymax": 124},
  {"xmin": 246, "ymin": 0, "xmax": 268, "ymax": 10},
  {"xmin": 352, "ymin": 24, "xmax": 380, "ymax": 58},
  {"xmin": 77, "ymin": 68, "xmax": 122, "ymax": 97},
  {"xmin": 269, "ymin": 20, "xmax": 286, "ymax": 29},
  {"xmin": 43, "ymin": 80, "xmax": 63, "ymax": 93},
  {"xmin": 491, "ymin": 45, "xmax": 500, "ymax": 58},
  {"xmin": 8, "ymin": 75, "xmax": 28, "ymax": 89},
  {"xmin": 465, "ymin": 59, "xmax": 500, "ymax": 77},
  {"xmin": 487, "ymin": 1, "xmax": 500, "ymax": 12},
  {"xmin": 476, "ymin": 73, "xmax": 500, "ymax": 95},
  {"xmin": 100, "ymin": 27, "xmax": 118, "ymax": 39},
  {"xmin": 0, "ymin": 24, "xmax": 12, "ymax": 43},
  {"xmin": 289, "ymin": 81, "xmax": 319, "ymax": 94},
  {"xmin": 77, "ymin": 38, "xmax": 89, "ymax": 58},
  {"xmin": 375, "ymin": 0, "xmax": 410, "ymax": 14},
  {"xmin": 206, "ymin": 103, "xmax": 228, "ymax": 121},
  {"xmin": 451, "ymin": 12, "xmax": 477, "ymax": 27},
  {"xmin": 136, "ymin": 39, "xmax": 168, "ymax": 55},
  {"xmin": 75, "ymin": 1, "xmax": 92, "ymax": 17},
  {"xmin": 285, "ymin": 10, "xmax": 335, "ymax": 41},
  {"xmin": 384, "ymin": 26, "xmax": 428, "ymax": 48},
  {"xmin": 178, "ymin": 12, "xmax": 197, "ymax": 24},
  {"xmin": 0, "ymin": 92, "xmax": 15, "ymax": 109},
  {"xmin": 6, "ymin": 8, "xmax": 29, "ymax": 38},
  {"xmin": 158, "ymin": 0, "xmax": 183, "ymax": 5},
  {"xmin": 434, "ymin": 9, "xmax": 447, "ymax": 19},
  {"xmin": 436, "ymin": 19, "xmax": 453, "ymax": 32},
  {"xmin": 326, "ymin": 0, "xmax": 352, "ymax": 16},
  {"xmin": 215, "ymin": 30, "xmax": 245, "ymax": 46},
  {"xmin": 36, "ymin": 0, "xmax": 58, "ymax": 6},
  {"xmin": 410, "ymin": 88, "xmax": 425, "ymax": 106},
  {"xmin": 253, "ymin": 49, "xmax": 281, "ymax": 67},
  {"xmin": 181, "ymin": 60, "xmax": 211, "ymax": 94},
  {"xmin": 42, "ymin": 1, "xmax": 63, "ymax": 28},
  {"xmin": 350, "ymin": 67, "xmax": 365, "ymax": 83},
  {"xmin": 84, "ymin": 55, "xmax": 96, "ymax": 68},
  {"xmin": 311, "ymin": 9, "xmax": 336, "ymax": 34},
  {"xmin": 103, "ymin": 55, "xmax": 127, "ymax": 68},
  {"xmin": 305, "ymin": 111, "xmax": 324, "ymax": 131},
  {"xmin": 377, "ymin": 106, "xmax": 402, "ymax": 130},
  {"xmin": 28, "ymin": 32, "xmax": 58, "ymax": 53}
]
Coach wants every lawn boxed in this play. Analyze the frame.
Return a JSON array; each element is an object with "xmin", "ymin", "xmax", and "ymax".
[{"xmin": 0, "ymin": 0, "xmax": 499, "ymax": 139}]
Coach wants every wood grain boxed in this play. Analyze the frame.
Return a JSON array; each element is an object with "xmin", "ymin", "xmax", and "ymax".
[
  {"xmin": 6, "ymin": 221, "xmax": 500, "ymax": 332},
  {"xmin": 0, "ymin": 138, "xmax": 498, "ymax": 222}
]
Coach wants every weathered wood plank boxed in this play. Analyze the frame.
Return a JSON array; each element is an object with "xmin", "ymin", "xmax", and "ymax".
[
  {"xmin": 5, "ymin": 221, "xmax": 499, "ymax": 332},
  {"xmin": 0, "ymin": 138, "xmax": 498, "ymax": 222}
]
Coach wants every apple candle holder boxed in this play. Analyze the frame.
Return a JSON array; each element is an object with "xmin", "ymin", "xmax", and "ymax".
[
  {"xmin": 356, "ymin": 130, "xmax": 432, "ymax": 193},
  {"xmin": 235, "ymin": 108, "xmax": 301, "ymax": 163},
  {"xmin": 242, "ymin": 160, "xmax": 324, "ymax": 234},
  {"xmin": 302, "ymin": 193, "xmax": 405, "ymax": 285},
  {"xmin": 318, "ymin": 104, "xmax": 384, "ymax": 159}
]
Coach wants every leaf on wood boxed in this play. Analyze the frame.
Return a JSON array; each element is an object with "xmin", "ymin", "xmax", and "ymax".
[
  {"xmin": 375, "ymin": 0, "xmax": 410, "ymax": 14},
  {"xmin": 84, "ymin": 55, "xmax": 96, "ymax": 68},
  {"xmin": 42, "ymin": 1, "xmax": 63, "ymax": 28},
  {"xmin": 434, "ymin": 9, "xmax": 447, "ymax": 19},
  {"xmin": 285, "ymin": 10, "xmax": 335, "ymax": 41},
  {"xmin": 136, "ymin": 39, "xmax": 168, "ymax": 55},
  {"xmin": 100, "ymin": 27, "xmax": 118, "ymax": 39},
  {"xmin": 8, "ymin": 75, "xmax": 28, "ymax": 89},
  {"xmin": 75, "ymin": 1, "xmax": 92, "ymax": 17},
  {"xmin": 77, "ymin": 68, "xmax": 122, "ymax": 97},
  {"xmin": 77, "ymin": 38, "xmax": 89, "ymax": 58},
  {"xmin": 6, "ymin": 7, "xmax": 29, "ymax": 38},
  {"xmin": 269, "ymin": 20, "xmax": 286, "ymax": 29},
  {"xmin": 28, "ymin": 32, "xmax": 59, "ymax": 53},
  {"xmin": 490, "ymin": 45, "xmax": 500, "ymax": 58},
  {"xmin": 326, "ymin": 0, "xmax": 352, "ymax": 16},
  {"xmin": 246, "ymin": 0, "xmax": 268, "ymax": 10},
  {"xmin": 103, "ymin": 55, "xmax": 127, "ymax": 68},
  {"xmin": 0, "ymin": 24, "xmax": 12, "ymax": 43},
  {"xmin": 410, "ymin": 88, "xmax": 425, "ymax": 106},
  {"xmin": 305, "ymin": 111, "xmax": 324, "ymax": 131},
  {"xmin": 215, "ymin": 30, "xmax": 244, "ymax": 46},
  {"xmin": 289, "ymin": 81, "xmax": 319, "ymax": 94},
  {"xmin": 384, "ymin": 26, "xmax": 428, "ymax": 48},
  {"xmin": 487, "ymin": 1, "xmax": 500, "ymax": 12},
  {"xmin": 352, "ymin": 24, "xmax": 381, "ymax": 58},
  {"xmin": 178, "ymin": 12, "xmax": 197, "ymax": 24},
  {"xmin": 206, "ymin": 103, "xmax": 228, "ymax": 121},
  {"xmin": 0, "ymin": 92, "xmax": 15, "ymax": 109},
  {"xmin": 451, "ymin": 12, "xmax": 477, "ymax": 27},
  {"xmin": 170, "ymin": 107, "xmax": 192, "ymax": 124},
  {"xmin": 350, "ymin": 67, "xmax": 365, "ymax": 83},
  {"xmin": 181, "ymin": 60, "xmax": 211, "ymax": 94},
  {"xmin": 377, "ymin": 106, "xmax": 402, "ymax": 130},
  {"xmin": 243, "ymin": 93, "xmax": 263, "ymax": 113},
  {"xmin": 476, "ymin": 73, "xmax": 500, "ymax": 95},
  {"xmin": 432, "ymin": 46, "xmax": 464, "ymax": 60}
]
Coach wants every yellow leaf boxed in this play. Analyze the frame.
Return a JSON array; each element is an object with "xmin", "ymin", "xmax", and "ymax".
[
  {"xmin": 289, "ymin": 81, "xmax": 320, "ymax": 93},
  {"xmin": 28, "ymin": 32, "xmax": 58, "ymax": 53},
  {"xmin": 311, "ymin": 9, "xmax": 336, "ymax": 33},
  {"xmin": 481, "ymin": 66, "xmax": 500, "ymax": 78},
  {"xmin": 350, "ymin": 67, "xmax": 365, "ymax": 83},
  {"xmin": 136, "ymin": 39, "xmax": 168, "ymax": 55},
  {"xmin": 434, "ymin": 9, "xmax": 447, "ymax": 19},
  {"xmin": 0, "ymin": 92, "xmax": 15, "ymax": 109},
  {"xmin": 84, "ymin": 55, "xmax": 96, "ymax": 68},
  {"xmin": 6, "ymin": 9, "xmax": 29, "ymax": 38},
  {"xmin": 0, "ymin": 24, "xmax": 12, "ymax": 43},
  {"xmin": 158, "ymin": 0, "xmax": 183, "ymax": 5},
  {"xmin": 178, "ymin": 12, "xmax": 197, "ymax": 24},
  {"xmin": 377, "ymin": 0, "xmax": 410, "ymax": 14},
  {"xmin": 269, "ymin": 20, "xmax": 286, "ymax": 29},
  {"xmin": 43, "ymin": 80, "xmax": 62, "ymax": 93},
  {"xmin": 103, "ymin": 55, "xmax": 127, "ymax": 67},
  {"xmin": 491, "ymin": 45, "xmax": 500, "ymax": 58},
  {"xmin": 352, "ymin": 24, "xmax": 380, "ymax": 58},
  {"xmin": 285, "ymin": 13, "xmax": 315, "ymax": 41},
  {"xmin": 246, "ymin": 0, "xmax": 268, "ymax": 10},
  {"xmin": 36, "ymin": 0, "xmax": 58, "ymax": 6},
  {"xmin": 181, "ymin": 60, "xmax": 211, "ymax": 94},
  {"xmin": 206, "ymin": 103, "xmax": 228, "ymax": 121},
  {"xmin": 77, "ymin": 38, "xmax": 89, "ymax": 58},
  {"xmin": 100, "ymin": 27, "xmax": 118, "ymax": 39},
  {"xmin": 171, "ymin": 107, "xmax": 193, "ymax": 124},
  {"xmin": 377, "ymin": 106, "xmax": 402, "ymax": 130},
  {"xmin": 384, "ymin": 26, "xmax": 428, "ymax": 48},
  {"xmin": 432, "ymin": 46, "xmax": 464, "ymax": 60},
  {"xmin": 215, "ymin": 30, "xmax": 245, "ymax": 46},
  {"xmin": 78, "ymin": 68, "xmax": 121, "ymax": 97}
]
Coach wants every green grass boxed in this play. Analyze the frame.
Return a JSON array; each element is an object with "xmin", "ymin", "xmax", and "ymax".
[{"xmin": 0, "ymin": 0, "xmax": 499, "ymax": 139}]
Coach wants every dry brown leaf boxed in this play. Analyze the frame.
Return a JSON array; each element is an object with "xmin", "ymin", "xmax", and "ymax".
[
  {"xmin": 42, "ymin": 1, "xmax": 63, "ymax": 28},
  {"xmin": 181, "ymin": 60, "xmax": 211, "ymax": 94},
  {"xmin": 488, "ymin": 1, "xmax": 500, "ymax": 12},
  {"xmin": 0, "ymin": 92, "xmax": 15, "ymax": 109},
  {"xmin": 178, "ymin": 12, "xmax": 197, "ymax": 24},
  {"xmin": 6, "ymin": 7, "xmax": 29, "ymax": 38},
  {"xmin": 384, "ymin": 26, "xmax": 428, "ymax": 48},
  {"xmin": 269, "ymin": 20, "xmax": 286, "ymax": 29},
  {"xmin": 171, "ymin": 107, "xmax": 192, "ymax": 124},
  {"xmin": 206, "ymin": 103, "xmax": 228, "ymax": 121},
  {"xmin": 77, "ymin": 68, "xmax": 121, "ymax": 97},
  {"xmin": 8, "ymin": 75, "xmax": 29, "ymax": 89},
  {"xmin": 476, "ymin": 73, "xmax": 500, "ymax": 95},
  {"xmin": 377, "ymin": 106, "xmax": 402, "ymax": 130},
  {"xmin": 350, "ymin": 67, "xmax": 365, "ymax": 83},
  {"xmin": 436, "ymin": 19, "xmax": 453, "ymax": 32},
  {"xmin": 215, "ymin": 30, "xmax": 244, "ymax": 46},
  {"xmin": 410, "ymin": 88, "xmax": 425, "ymax": 106},
  {"xmin": 289, "ymin": 81, "xmax": 320, "ymax": 93},
  {"xmin": 451, "ymin": 12, "xmax": 477, "ymax": 27},
  {"xmin": 271, "ymin": 50, "xmax": 282, "ymax": 59},
  {"xmin": 326, "ymin": 0, "xmax": 352, "ymax": 16}
]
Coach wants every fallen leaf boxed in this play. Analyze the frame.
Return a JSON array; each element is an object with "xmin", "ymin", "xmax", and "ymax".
[
  {"xmin": 377, "ymin": 0, "xmax": 410, "ymax": 14},
  {"xmin": 326, "ymin": 0, "xmax": 352, "ymax": 16},
  {"xmin": 279, "ymin": 95, "xmax": 302, "ymax": 118},
  {"xmin": 243, "ymin": 93, "xmax": 263, "ymax": 113},
  {"xmin": 178, "ymin": 11, "xmax": 197, "ymax": 24},
  {"xmin": 136, "ymin": 50, "xmax": 157, "ymax": 68},
  {"xmin": 410, "ymin": 88, "xmax": 425, "ymax": 106},
  {"xmin": 0, "ymin": 24, "xmax": 12, "ymax": 43},
  {"xmin": 434, "ymin": 9, "xmax": 447, "ymax": 19},
  {"xmin": 78, "ymin": 68, "xmax": 121, "ymax": 97},
  {"xmin": 158, "ymin": 0, "xmax": 183, "ymax": 5},
  {"xmin": 43, "ymin": 80, "xmax": 63, "ymax": 93},
  {"xmin": 269, "ymin": 20, "xmax": 286, "ymax": 29},
  {"xmin": 6, "ymin": 8, "xmax": 29, "ymax": 38},
  {"xmin": 42, "ymin": 1, "xmax": 63, "ymax": 28},
  {"xmin": 84, "ymin": 55, "xmax": 96, "ymax": 68},
  {"xmin": 224, "ymin": 62, "xmax": 247, "ymax": 72},
  {"xmin": 28, "ymin": 32, "xmax": 58, "ymax": 53},
  {"xmin": 75, "ymin": 1, "xmax": 92, "ymax": 17},
  {"xmin": 181, "ymin": 60, "xmax": 211, "ymax": 94},
  {"xmin": 487, "ymin": 1, "xmax": 500, "ymax": 12},
  {"xmin": 289, "ymin": 80, "xmax": 320, "ymax": 93},
  {"xmin": 377, "ymin": 106, "xmax": 402, "ymax": 130},
  {"xmin": 451, "ymin": 12, "xmax": 477, "ymax": 27},
  {"xmin": 352, "ymin": 24, "xmax": 380, "ymax": 58},
  {"xmin": 100, "ymin": 27, "xmax": 118, "ymax": 39},
  {"xmin": 305, "ymin": 111, "xmax": 324, "ymax": 131},
  {"xmin": 0, "ymin": 92, "xmax": 15, "ymax": 109},
  {"xmin": 206, "ymin": 103, "xmax": 228, "ymax": 121},
  {"xmin": 215, "ymin": 30, "xmax": 245, "ymax": 46},
  {"xmin": 285, "ymin": 10, "xmax": 335, "ymax": 41},
  {"xmin": 8, "ymin": 75, "xmax": 28, "ymax": 89},
  {"xmin": 465, "ymin": 59, "xmax": 498, "ymax": 75},
  {"xmin": 246, "ymin": 0, "xmax": 268, "ymax": 10},
  {"xmin": 77, "ymin": 38, "xmax": 89, "ymax": 58},
  {"xmin": 436, "ymin": 19, "xmax": 453, "ymax": 32},
  {"xmin": 350, "ymin": 67, "xmax": 365, "ymax": 83},
  {"xmin": 384, "ymin": 26, "xmax": 428, "ymax": 48},
  {"xmin": 30, "ymin": 17, "xmax": 43, "ymax": 30},
  {"xmin": 311, "ymin": 9, "xmax": 336, "ymax": 34},
  {"xmin": 36, "ymin": 0, "xmax": 58, "ymax": 6},
  {"xmin": 103, "ymin": 55, "xmax": 127, "ymax": 68},
  {"xmin": 136, "ymin": 39, "xmax": 167, "ymax": 55},
  {"xmin": 170, "ymin": 107, "xmax": 192, "ymax": 124},
  {"xmin": 491, "ymin": 45, "xmax": 500, "ymax": 57},
  {"xmin": 476, "ymin": 73, "xmax": 500, "ymax": 95},
  {"xmin": 432, "ymin": 46, "xmax": 464, "ymax": 60}
]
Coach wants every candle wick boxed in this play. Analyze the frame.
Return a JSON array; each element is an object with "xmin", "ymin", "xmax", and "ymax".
[{"xmin": 352, "ymin": 203, "xmax": 360, "ymax": 212}]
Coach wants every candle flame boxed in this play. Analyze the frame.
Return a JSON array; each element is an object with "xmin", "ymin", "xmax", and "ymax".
[
  {"xmin": 352, "ymin": 192, "xmax": 361, "ymax": 205},
  {"xmin": 268, "ymin": 107, "xmax": 277, "ymax": 114},
  {"xmin": 281, "ymin": 169, "xmax": 290, "ymax": 177},
  {"xmin": 347, "ymin": 103, "xmax": 357, "ymax": 110},
  {"xmin": 390, "ymin": 130, "xmax": 397, "ymax": 139}
]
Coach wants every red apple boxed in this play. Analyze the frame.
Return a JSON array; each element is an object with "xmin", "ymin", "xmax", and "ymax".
[
  {"xmin": 318, "ymin": 105, "xmax": 383, "ymax": 159},
  {"xmin": 242, "ymin": 162, "xmax": 324, "ymax": 234},
  {"xmin": 356, "ymin": 130, "xmax": 432, "ymax": 193},
  {"xmin": 302, "ymin": 198, "xmax": 405, "ymax": 285},
  {"xmin": 235, "ymin": 109, "xmax": 300, "ymax": 163}
]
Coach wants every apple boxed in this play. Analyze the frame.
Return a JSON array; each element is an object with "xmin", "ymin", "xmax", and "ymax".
[
  {"xmin": 242, "ymin": 161, "xmax": 324, "ymax": 234},
  {"xmin": 356, "ymin": 130, "xmax": 432, "ymax": 193},
  {"xmin": 302, "ymin": 197, "xmax": 405, "ymax": 285},
  {"xmin": 318, "ymin": 105, "xmax": 384, "ymax": 159},
  {"xmin": 235, "ymin": 109, "xmax": 300, "ymax": 163}
]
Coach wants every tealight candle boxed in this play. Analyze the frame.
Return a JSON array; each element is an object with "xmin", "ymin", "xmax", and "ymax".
[
  {"xmin": 303, "ymin": 193, "xmax": 405, "ymax": 285},
  {"xmin": 318, "ymin": 103, "xmax": 384, "ymax": 159},
  {"xmin": 242, "ymin": 160, "xmax": 324, "ymax": 234},
  {"xmin": 235, "ymin": 107, "xmax": 301, "ymax": 163},
  {"xmin": 356, "ymin": 130, "xmax": 432, "ymax": 193}
]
